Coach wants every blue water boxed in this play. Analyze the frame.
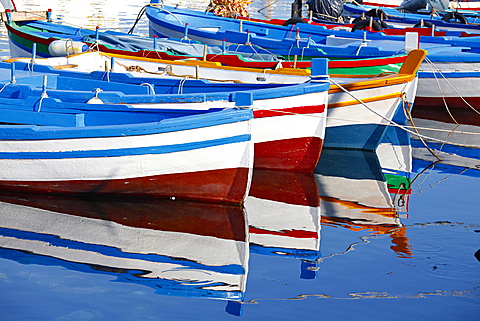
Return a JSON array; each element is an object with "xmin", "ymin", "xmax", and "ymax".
[{"xmin": 0, "ymin": 1, "xmax": 479, "ymax": 320}]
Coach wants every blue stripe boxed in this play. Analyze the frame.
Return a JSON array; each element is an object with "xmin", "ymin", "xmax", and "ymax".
[
  {"xmin": 0, "ymin": 134, "xmax": 250, "ymax": 159},
  {"xmin": 418, "ymin": 71, "xmax": 480, "ymax": 78}
]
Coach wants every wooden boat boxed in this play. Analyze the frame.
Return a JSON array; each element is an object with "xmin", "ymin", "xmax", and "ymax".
[
  {"xmin": 3, "ymin": 48, "xmax": 426, "ymax": 151},
  {"xmin": 6, "ymin": 50, "xmax": 411, "ymax": 82},
  {"xmin": 0, "ymin": 7, "xmax": 420, "ymax": 71},
  {"xmin": 145, "ymin": 1, "xmax": 480, "ymax": 51},
  {"xmin": 344, "ymin": 2, "xmax": 480, "ymax": 32},
  {"xmin": 354, "ymin": 0, "xmax": 480, "ymax": 11},
  {"xmin": 0, "ymin": 61, "xmax": 330, "ymax": 171},
  {"xmin": 0, "ymin": 192, "xmax": 249, "ymax": 314},
  {"xmin": 0, "ymin": 104, "xmax": 254, "ymax": 204},
  {"xmin": 0, "ymin": 6, "xmax": 284, "ymax": 69},
  {"xmin": 324, "ymin": 49, "xmax": 425, "ymax": 150}
]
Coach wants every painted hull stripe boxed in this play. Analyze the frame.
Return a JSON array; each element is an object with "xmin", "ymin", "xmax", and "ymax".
[
  {"xmin": 329, "ymin": 93, "xmax": 403, "ymax": 109},
  {"xmin": 253, "ymin": 104, "xmax": 325, "ymax": 118},
  {"xmin": 0, "ymin": 134, "xmax": 250, "ymax": 159}
]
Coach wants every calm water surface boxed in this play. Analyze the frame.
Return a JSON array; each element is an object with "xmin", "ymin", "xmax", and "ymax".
[{"xmin": 0, "ymin": 1, "xmax": 479, "ymax": 320}]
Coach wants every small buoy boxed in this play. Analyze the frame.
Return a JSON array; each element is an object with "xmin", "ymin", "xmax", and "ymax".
[
  {"xmin": 170, "ymin": 196, "xmax": 176, "ymax": 200},
  {"xmin": 86, "ymin": 97, "xmax": 104, "ymax": 104}
]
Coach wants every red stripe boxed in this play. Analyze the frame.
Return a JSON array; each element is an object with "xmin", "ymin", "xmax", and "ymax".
[
  {"xmin": 249, "ymin": 226, "xmax": 319, "ymax": 239},
  {"xmin": 328, "ymin": 55, "xmax": 407, "ymax": 68},
  {"xmin": 253, "ymin": 104, "xmax": 325, "ymax": 118},
  {"xmin": 0, "ymin": 167, "xmax": 250, "ymax": 205},
  {"xmin": 254, "ymin": 137, "xmax": 324, "ymax": 173}
]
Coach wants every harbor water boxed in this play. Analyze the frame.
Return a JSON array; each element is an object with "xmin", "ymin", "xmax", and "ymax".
[{"xmin": 0, "ymin": 1, "xmax": 479, "ymax": 320}]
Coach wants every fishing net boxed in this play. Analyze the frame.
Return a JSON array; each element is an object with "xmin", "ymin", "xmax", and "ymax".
[{"xmin": 206, "ymin": 0, "xmax": 253, "ymax": 18}]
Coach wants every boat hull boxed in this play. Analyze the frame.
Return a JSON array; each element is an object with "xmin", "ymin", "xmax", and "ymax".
[{"xmin": 0, "ymin": 109, "xmax": 253, "ymax": 204}]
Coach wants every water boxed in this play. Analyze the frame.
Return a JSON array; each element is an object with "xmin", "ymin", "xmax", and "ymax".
[{"xmin": 0, "ymin": 1, "xmax": 479, "ymax": 320}]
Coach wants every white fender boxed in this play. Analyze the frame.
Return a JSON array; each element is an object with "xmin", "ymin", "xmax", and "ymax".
[{"xmin": 48, "ymin": 40, "xmax": 89, "ymax": 57}]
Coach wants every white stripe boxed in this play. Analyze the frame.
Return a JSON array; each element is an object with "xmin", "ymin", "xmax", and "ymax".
[
  {"xmin": 252, "ymin": 113, "xmax": 326, "ymax": 143},
  {"xmin": 0, "ymin": 121, "xmax": 249, "ymax": 153},
  {"xmin": 326, "ymin": 97, "xmax": 400, "ymax": 127},
  {"xmin": 0, "ymin": 140, "xmax": 252, "ymax": 181}
]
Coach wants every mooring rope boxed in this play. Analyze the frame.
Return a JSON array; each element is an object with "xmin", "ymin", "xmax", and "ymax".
[
  {"xmin": 423, "ymin": 57, "xmax": 480, "ymax": 116},
  {"xmin": 327, "ymin": 77, "xmax": 480, "ymax": 148}
]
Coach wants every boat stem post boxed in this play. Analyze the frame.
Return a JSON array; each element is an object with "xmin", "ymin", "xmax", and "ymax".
[
  {"xmin": 95, "ymin": 26, "xmax": 99, "ymax": 43},
  {"xmin": 239, "ymin": 20, "xmax": 243, "ymax": 32},
  {"xmin": 42, "ymin": 75, "xmax": 48, "ymax": 95},
  {"xmin": 310, "ymin": 58, "xmax": 329, "ymax": 82},
  {"xmin": 235, "ymin": 92, "xmax": 253, "ymax": 109},
  {"xmin": 183, "ymin": 23, "xmax": 189, "ymax": 40},
  {"xmin": 246, "ymin": 31, "xmax": 251, "ymax": 45},
  {"xmin": 110, "ymin": 57, "xmax": 115, "ymax": 72},
  {"xmin": 5, "ymin": 9, "xmax": 11, "ymax": 24},
  {"xmin": 47, "ymin": 8, "xmax": 52, "ymax": 22},
  {"xmin": 31, "ymin": 42, "xmax": 36, "ymax": 65},
  {"xmin": 10, "ymin": 62, "xmax": 15, "ymax": 84},
  {"xmin": 222, "ymin": 39, "xmax": 227, "ymax": 53},
  {"xmin": 431, "ymin": 24, "xmax": 435, "ymax": 37},
  {"xmin": 153, "ymin": 35, "xmax": 157, "ymax": 50}
]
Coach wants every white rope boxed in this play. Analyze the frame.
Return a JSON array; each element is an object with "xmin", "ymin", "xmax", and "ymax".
[
  {"xmin": 328, "ymin": 77, "xmax": 480, "ymax": 148},
  {"xmin": 423, "ymin": 57, "xmax": 480, "ymax": 116}
]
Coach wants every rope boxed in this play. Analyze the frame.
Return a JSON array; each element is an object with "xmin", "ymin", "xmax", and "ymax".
[
  {"xmin": 112, "ymin": 59, "xmax": 284, "ymax": 84},
  {"xmin": 128, "ymin": 5, "xmax": 149, "ymax": 34},
  {"xmin": 327, "ymin": 77, "xmax": 480, "ymax": 148},
  {"xmin": 423, "ymin": 57, "xmax": 480, "ymax": 116},
  {"xmin": 403, "ymin": 97, "xmax": 442, "ymax": 161}
]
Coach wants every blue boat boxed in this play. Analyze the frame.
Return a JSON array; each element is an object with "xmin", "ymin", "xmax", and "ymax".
[
  {"xmin": 0, "ymin": 99, "xmax": 254, "ymax": 204},
  {"xmin": 343, "ymin": 2, "xmax": 480, "ymax": 32},
  {"xmin": 0, "ymin": 59, "xmax": 332, "ymax": 171}
]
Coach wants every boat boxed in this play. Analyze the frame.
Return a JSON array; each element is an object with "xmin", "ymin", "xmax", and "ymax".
[
  {"xmin": 0, "ymin": 4, "xmax": 286, "ymax": 69},
  {"xmin": 0, "ymin": 192, "xmax": 249, "ymax": 315},
  {"xmin": 353, "ymin": 0, "xmax": 480, "ymax": 11},
  {"xmin": 343, "ymin": 2, "xmax": 480, "ymax": 32},
  {"xmin": 0, "ymin": 61, "xmax": 330, "ymax": 172},
  {"xmin": 3, "ymin": 48, "xmax": 426, "ymax": 151},
  {"xmin": 0, "ymin": 6, "xmax": 422, "ymax": 71},
  {"xmin": 6, "ymin": 50, "xmax": 409, "ymax": 83},
  {"xmin": 324, "ymin": 49, "xmax": 425, "ymax": 150},
  {"xmin": 245, "ymin": 169, "xmax": 322, "ymax": 279},
  {"xmin": 6, "ymin": 4, "xmax": 477, "ymax": 112},
  {"xmin": 145, "ymin": 1, "xmax": 480, "ymax": 51},
  {"xmin": 142, "ymin": 2, "xmax": 480, "ymax": 111},
  {"xmin": 0, "ymin": 102, "xmax": 254, "ymax": 204}
]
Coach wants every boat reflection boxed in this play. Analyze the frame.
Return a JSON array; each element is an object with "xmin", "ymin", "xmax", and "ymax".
[
  {"xmin": 0, "ymin": 193, "xmax": 248, "ymax": 315},
  {"xmin": 315, "ymin": 126, "xmax": 413, "ymax": 258},
  {"xmin": 246, "ymin": 169, "xmax": 322, "ymax": 279}
]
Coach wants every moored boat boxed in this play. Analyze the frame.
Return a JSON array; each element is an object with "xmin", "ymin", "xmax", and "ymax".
[
  {"xmin": 3, "ymin": 48, "xmax": 426, "ymax": 151},
  {"xmin": 0, "ymin": 58, "xmax": 331, "ymax": 172},
  {"xmin": 0, "ymin": 103, "xmax": 254, "ymax": 204}
]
